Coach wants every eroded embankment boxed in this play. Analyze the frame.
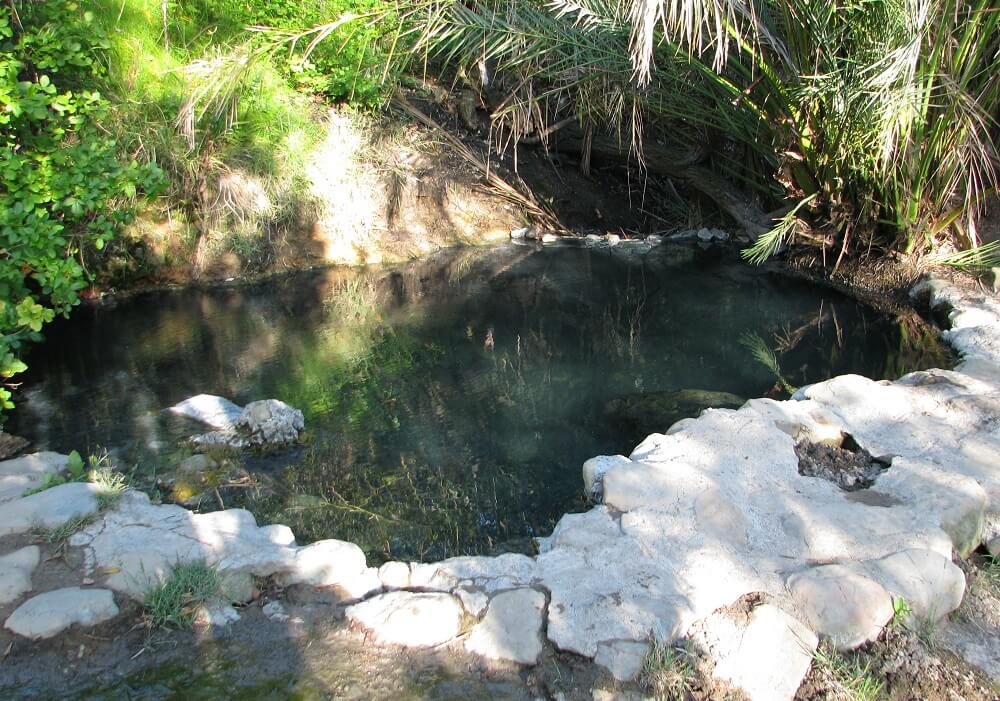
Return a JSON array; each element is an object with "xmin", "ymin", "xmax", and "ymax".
[{"xmin": 0, "ymin": 274, "xmax": 998, "ymax": 700}]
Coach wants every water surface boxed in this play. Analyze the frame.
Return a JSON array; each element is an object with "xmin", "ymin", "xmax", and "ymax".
[{"xmin": 8, "ymin": 243, "xmax": 946, "ymax": 561}]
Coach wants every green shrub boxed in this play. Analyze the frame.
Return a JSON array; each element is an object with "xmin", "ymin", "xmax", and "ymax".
[{"xmin": 0, "ymin": 1, "xmax": 163, "ymax": 410}]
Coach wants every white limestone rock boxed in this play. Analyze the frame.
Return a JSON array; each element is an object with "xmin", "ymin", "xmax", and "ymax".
[
  {"xmin": 194, "ymin": 601, "xmax": 240, "ymax": 627},
  {"xmin": 692, "ymin": 604, "xmax": 817, "ymax": 701},
  {"xmin": 378, "ymin": 561, "xmax": 411, "ymax": 589},
  {"xmin": 236, "ymin": 399, "xmax": 304, "ymax": 448},
  {"xmin": 346, "ymin": 591, "xmax": 463, "ymax": 647},
  {"xmin": 874, "ymin": 457, "xmax": 986, "ymax": 557},
  {"xmin": 0, "ymin": 482, "xmax": 102, "ymax": 537},
  {"xmin": 169, "ymin": 394, "xmax": 243, "ymax": 430},
  {"xmin": 465, "ymin": 588, "xmax": 546, "ymax": 665},
  {"xmin": 861, "ymin": 549, "xmax": 965, "ymax": 624},
  {"xmin": 787, "ymin": 564, "xmax": 893, "ymax": 650},
  {"xmin": 277, "ymin": 539, "xmax": 381, "ymax": 600},
  {"xmin": 594, "ymin": 640, "xmax": 650, "ymax": 682},
  {"xmin": 432, "ymin": 553, "xmax": 538, "ymax": 593},
  {"xmin": 0, "ymin": 452, "xmax": 68, "ymax": 503},
  {"xmin": 582, "ymin": 455, "xmax": 632, "ymax": 502},
  {"xmin": 455, "ymin": 587, "xmax": 490, "ymax": 617},
  {"xmin": 0, "ymin": 546, "xmax": 40, "ymax": 606},
  {"xmin": 4, "ymin": 587, "xmax": 118, "ymax": 639},
  {"xmin": 262, "ymin": 600, "xmax": 289, "ymax": 622},
  {"xmin": 68, "ymin": 491, "xmax": 299, "ymax": 599}
]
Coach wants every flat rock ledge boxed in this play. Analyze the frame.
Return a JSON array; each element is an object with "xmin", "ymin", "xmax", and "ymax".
[
  {"xmin": 0, "ymin": 274, "xmax": 997, "ymax": 698},
  {"xmin": 4, "ymin": 587, "xmax": 118, "ymax": 639}
]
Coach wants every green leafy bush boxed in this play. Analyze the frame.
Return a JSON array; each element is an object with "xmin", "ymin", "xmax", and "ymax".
[
  {"xmin": 0, "ymin": 1, "xmax": 163, "ymax": 410},
  {"xmin": 184, "ymin": 0, "xmax": 393, "ymax": 106}
]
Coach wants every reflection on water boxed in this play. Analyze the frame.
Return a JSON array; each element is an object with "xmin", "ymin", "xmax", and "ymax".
[{"xmin": 8, "ymin": 243, "xmax": 948, "ymax": 562}]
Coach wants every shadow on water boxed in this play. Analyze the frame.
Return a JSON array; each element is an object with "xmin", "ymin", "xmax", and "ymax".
[{"xmin": 7, "ymin": 242, "xmax": 949, "ymax": 563}]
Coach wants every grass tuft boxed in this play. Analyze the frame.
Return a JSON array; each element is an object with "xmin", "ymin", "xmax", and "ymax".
[
  {"xmin": 639, "ymin": 640, "xmax": 694, "ymax": 699},
  {"xmin": 981, "ymin": 554, "xmax": 1000, "ymax": 594},
  {"xmin": 143, "ymin": 562, "xmax": 221, "ymax": 630},
  {"xmin": 813, "ymin": 643, "xmax": 884, "ymax": 701},
  {"xmin": 35, "ymin": 513, "xmax": 96, "ymax": 545}
]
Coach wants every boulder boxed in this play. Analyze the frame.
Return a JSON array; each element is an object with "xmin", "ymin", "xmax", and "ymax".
[
  {"xmin": 0, "ymin": 452, "xmax": 68, "ymax": 503},
  {"xmin": 465, "ymin": 588, "xmax": 547, "ymax": 664},
  {"xmin": 861, "ymin": 549, "xmax": 965, "ymax": 624},
  {"xmin": 169, "ymin": 394, "xmax": 243, "ymax": 430},
  {"xmin": 0, "ymin": 482, "xmax": 101, "ymax": 537},
  {"xmin": 0, "ymin": 431, "xmax": 29, "ymax": 461},
  {"xmin": 277, "ymin": 539, "xmax": 381, "ymax": 600},
  {"xmin": 346, "ymin": 591, "xmax": 463, "ymax": 647},
  {"xmin": 0, "ymin": 546, "xmax": 40, "ymax": 606},
  {"xmin": 594, "ymin": 640, "xmax": 650, "ymax": 682},
  {"xmin": 377, "ymin": 561, "xmax": 411, "ymax": 589},
  {"xmin": 692, "ymin": 604, "xmax": 817, "ymax": 701},
  {"xmin": 582, "ymin": 455, "xmax": 632, "ymax": 502},
  {"xmin": 236, "ymin": 399, "xmax": 304, "ymax": 448},
  {"xmin": 455, "ymin": 587, "xmax": 490, "ymax": 617},
  {"xmin": 787, "ymin": 564, "xmax": 893, "ymax": 650},
  {"xmin": 193, "ymin": 601, "xmax": 241, "ymax": 627},
  {"xmin": 69, "ymin": 491, "xmax": 299, "ymax": 600},
  {"xmin": 4, "ymin": 587, "xmax": 118, "ymax": 639}
]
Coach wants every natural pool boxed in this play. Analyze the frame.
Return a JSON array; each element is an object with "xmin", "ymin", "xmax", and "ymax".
[{"xmin": 7, "ymin": 242, "xmax": 948, "ymax": 562}]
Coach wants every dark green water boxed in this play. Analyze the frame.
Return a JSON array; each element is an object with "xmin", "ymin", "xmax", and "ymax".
[{"xmin": 7, "ymin": 242, "xmax": 946, "ymax": 561}]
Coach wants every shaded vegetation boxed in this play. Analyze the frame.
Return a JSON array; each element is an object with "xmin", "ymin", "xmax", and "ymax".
[{"xmin": 386, "ymin": 0, "xmax": 998, "ymax": 266}]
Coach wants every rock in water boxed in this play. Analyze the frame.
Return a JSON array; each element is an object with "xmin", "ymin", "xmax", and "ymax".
[
  {"xmin": 603, "ymin": 389, "xmax": 745, "ymax": 436},
  {"xmin": 0, "ymin": 432, "xmax": 29, "ymax": 460},
  {"xmin": 169, "ymin": 394, "xmax": 243, "ymax": 430},
  {"xmin": 236, "ymin": 399, "xmax": 304, "ymax": 448}
]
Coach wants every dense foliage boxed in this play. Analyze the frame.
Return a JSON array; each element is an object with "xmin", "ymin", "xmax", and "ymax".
[
  {"xmin": 395, "ymin": 0, "xmax": 1000, "ymax": 264},
  {"xmin": 185, "ymin": 0, "xmax": 390, "ymax": 105},
  {"xmin": 0, "ymin": 1, "xmax": 162, "ymax": 410}
]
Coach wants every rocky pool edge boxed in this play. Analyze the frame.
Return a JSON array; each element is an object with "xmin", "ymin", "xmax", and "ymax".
[{"xmin": 0, "ymin": 273, "xmax": 997, "ymax": 699}]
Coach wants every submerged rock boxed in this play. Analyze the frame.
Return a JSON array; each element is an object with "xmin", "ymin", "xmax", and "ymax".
[
  {"xmin": 603, "ymin": 389, "xmax": 745, "ymax": 436},
  {"xmin": 4, "ymin": 587, "xmax": 118, "ymax": 639}
]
